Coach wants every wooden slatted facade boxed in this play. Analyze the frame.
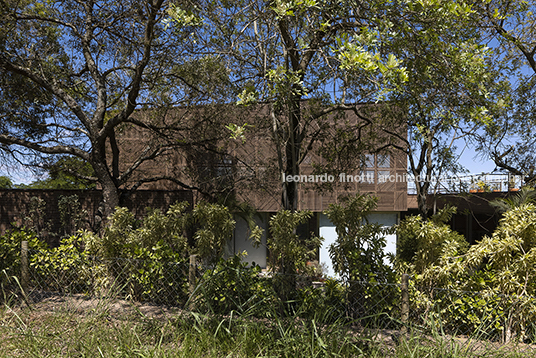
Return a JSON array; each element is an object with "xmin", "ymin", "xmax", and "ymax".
[{"xmin": 112, "ymin": 103, "xmax": 407, "ymax": 213}]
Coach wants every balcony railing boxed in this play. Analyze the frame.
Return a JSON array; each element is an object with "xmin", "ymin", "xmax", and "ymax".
[{"xmin": 407, "ymin": 173, "xmax": 524, "ymax": 195}]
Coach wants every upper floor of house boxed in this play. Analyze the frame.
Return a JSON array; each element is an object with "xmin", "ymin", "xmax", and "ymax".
[{"xmin": 109, "ymin": 102, "xmax": 408, "ymax": 212}]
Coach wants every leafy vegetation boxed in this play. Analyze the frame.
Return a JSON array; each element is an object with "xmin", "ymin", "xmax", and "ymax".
[
  {"xmin": 268, "ymin": 210, "xmax": 322, "ymax": 301},
  {"xmin": 326, "ymin": 194, "xmax": 394, "ymax": 283},
  {"xmin": 18, "ymin": 157, "xmax": 97, "ymax": 190},
  {"xmin": 194, "ymin": 254, "xmax": 276, "ymax": 316},
  {"xmin": 0, "ymin": 176, "xmax": 12, "ymax": 189},
  {"xmin": 398, "ymin": 200, "xmax": 536, "ymax": 343}
]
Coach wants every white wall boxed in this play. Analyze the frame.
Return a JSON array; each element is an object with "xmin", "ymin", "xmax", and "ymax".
[{"xmin": 319, "ymin": 212, "xmax": 399, "ymax": 278}]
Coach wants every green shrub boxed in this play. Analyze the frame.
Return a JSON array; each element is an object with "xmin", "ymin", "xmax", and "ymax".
[
  {"xmin": 297, "ymin": 278, "xmax": 346, "ymax": 321},
  {"xmin": 396, "ymin": 206, "xmax": 468, "ymax": 277},
  {"xmin": 195, "ymin": 254, "xmax": 276, "ymax": 315},
  {"xmin": 325, "ymin": 194, "xmax": 394, "ymax": 283},
  {"xmin": 0, "ymin": 229, "xmax": 46, "ymax": 277},
  {"xmin": 30, "ymin": 233, "xmax": 93, "ymax": 294},
  {"xmin": 0, "ymin": 229, "xmax": 47, "ymax": 302},
  {"xmin": 268, "ymin": 210, "xmax": 322, "ymax": 302},
  {"xmin": 324, "ymin": 194, "xmax": 398, "ymax": 323},
  {"xmin": 192, "ymin": 201, "xmax": 235, "ymax": 264},
  {"xmin": 80, "ymin": 203, "xmax": 191, "ymax": 302}
]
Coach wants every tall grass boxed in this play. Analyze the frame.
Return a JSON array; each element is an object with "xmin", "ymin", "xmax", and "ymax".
[
  {"xmin": 0, "ymin": 300, "xmax": 371, "ymax": 357},
  {"xmin": 1, "ymin": 296, "xmax": 534, "ymax": 358}
]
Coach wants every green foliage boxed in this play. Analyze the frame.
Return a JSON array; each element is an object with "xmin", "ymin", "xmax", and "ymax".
[
  {"xmin": 0, "ymin": 176, "xmax": 13, "ymax": 189},
  {"xmin": 30, "ymin": 234, "xmax": 93, "ymax": 293},
  {"xmin": 324, "ymin": 194, "xmax": 398, "ymax": 321},
  {"xmin": 326, "ymin": 194, "xmax": 394, "ymax": 283},
  {"xmin": 297, "ymin": 278, "xmax": 346, "ymax": 321},
  {"xmin": 0, "ymin": 229, "xmax": 46, "ymax": 302},
  {"xmin": 268, "ymin": 210, "xmax": 322, "ymax": 302},
  {"xmin": 463, "ymin": 204, "xmax": 536, "ymax": 297},
  {"xmin": 192, "ymin": 202, "xmax": 235, "ymax": 264},
  {"xmin": 21, "ymin": 157, "xmax": 96, "ymax": 189},
  {"xmin": 490, "ymin": 186, "xmax": 536, "ymax": 213},
  {"xmin": 195, "ymin": 254, "xmax": 276, "ymax": 315},
  {"xmin": 405, "ymin": 203, "xmax": 536, "ymax": 342},
  {"xmin": 268, "ymin": 210, "xmax": 322, "ymax": 275},
  {"xmin": 84, "ymin": 202, "xmax": 189, "ymax": 259},
  {"xmin": 83, "ymin": 207, "xmax": 137, "ymax": 259},
  {"xmin": 81, "ymin": 203, "xmax": 191, "ymax": 302},
  {"xmin": 129, "ymin": 241, "xmax": 189, "ymax": 305},
  {"xmin": 0, "ymin": 229, "xmax": 46, "ymax": 277},
  {"xmin": 396, "ymin": 206, "xmax": 469, "ymax": 276}
]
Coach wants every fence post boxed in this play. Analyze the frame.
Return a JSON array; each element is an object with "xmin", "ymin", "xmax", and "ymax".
[
  {"xmin": 21, "ymin": 241, "xmax": 29, "ymax": 299},
  {"xmin": 189, "ymin": 254, "xmax": 197, "ymax": 294},
  {"xmin": 401, "ymin": 273, "xmax": 409, "ymax": 332}
]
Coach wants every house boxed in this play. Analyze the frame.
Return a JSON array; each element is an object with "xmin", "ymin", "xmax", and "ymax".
[{"xmin": 111, "ymin": 103, "xmax": 408, "ymax": 274}]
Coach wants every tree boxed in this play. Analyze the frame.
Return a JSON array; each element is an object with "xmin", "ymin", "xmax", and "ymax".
[
  {"xmin": 0, "ymin": 0, "xmax": 230, "ymax": 219},
  {"xmin": 371, "ymin": 2, "xmax": 504, "ymax": 218},
  {"xmin": 20, "ymin": 156, "xmax": 97, "ymax": 189},
  {"xmin": 0, "ymin": 175, "xmax": 12, "ymax": 189},
  {"xmin": 473, "ymin": 0, "xmax": 536, "ymax": 184},
  {"xmin": 326, "ymin": 194, "xmax": 394, "ymax": 283},
  {"xmin": 171, "ymin": 0, "xmax": 501, "ymax": 215},
  {"xmin": 325, "ymin": 193, "xmax": 396, "ymax": 319},
  {"xmin": 171, "ymin": 0, "xmax": 410, "ymax": 212}
]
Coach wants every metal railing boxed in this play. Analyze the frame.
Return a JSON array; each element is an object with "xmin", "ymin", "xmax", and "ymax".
[{"xmin": 407, "ymin": 173, "xmax": 524, "ymax": 195}]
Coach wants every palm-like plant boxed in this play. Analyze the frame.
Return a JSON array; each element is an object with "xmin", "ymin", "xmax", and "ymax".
[{"xmin": 490, "ymin": 186, "xmax": 536, "ymax": 213}]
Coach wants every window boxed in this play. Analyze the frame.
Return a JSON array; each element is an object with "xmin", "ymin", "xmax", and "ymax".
[
  {"xmin": 215, "ymin": 155, "xmax": 233, "ymax": 178},
  {"xmin": 360, "ymin": 153, "xmax": 392, "ymax": 185},
  {"xmin": 360, "ymin": 170, "xmax": 375, "ymax": 184},
  {"xmin": 365, "ymin": 154, "xmax": 375, "ymax": 168},
  {"xmin": 377, "ymin": 154, "xmax": 390, "ymax": 168}
]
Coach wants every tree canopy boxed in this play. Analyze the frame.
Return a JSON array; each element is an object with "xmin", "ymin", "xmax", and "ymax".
[
  {"xmin": 0, "ymin": 0, "xmax": 233, "ymax": 218},
  {"xmin": 167, "ymin": 0, "xmax": 494, "ymax": 212},
  {"xmin": 474, "ymin": 0, "xmax": 536, "ymax": 184},
  {"xmin": 0, "ymin": 0, "xmax": 515, "ymax": 217}
]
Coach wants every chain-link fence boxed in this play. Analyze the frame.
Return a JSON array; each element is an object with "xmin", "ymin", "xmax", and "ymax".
[
  {"xmin": 26, "ymin": 250, "xmax": 191, "ymax": 306},
  {"xmin": 408, "ymin": 284, "xmax": 536, "ymax": 344},
  {"xmin": 3, "ymin": 241, "xmax": 536, "ymax": 353}
]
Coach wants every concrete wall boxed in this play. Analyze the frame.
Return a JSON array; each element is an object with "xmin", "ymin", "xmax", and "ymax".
[{"xmin": 228, "ymin": 213, "xmax": 268, "ymax": 268}]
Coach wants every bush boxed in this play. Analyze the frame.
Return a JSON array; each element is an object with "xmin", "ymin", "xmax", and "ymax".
[
  {"xmin": 268, "ymin": 210, "xmax": 322, "ymax": 302},
  {"xmin": 195, "ymin": 254, "xmax": 276, "ymax": 315},
  {"xmin": 0, "ymin": 229, "xmax": 46, "ymax": 277},
  {"xmin": 80, "ymin": 203, "xmax": 191, "ymax": 303},
  {"xmin": 324, "ymin": 194, "xmax": 398, "ymax": 323},
  {"xmin": 396, "ymin": 206, "xmax": 468, "ymax": 277},
  {"xmin": 192, "ymin": 202, "xmax": 235, "ymax": 264},
  {"xmin": 31, "ymin": 233, "xmax": 93, "ymax": 294},
  {"xmin": 297, "ymin": 278, "xmax": 346, "ymax": 321},
  {"xmin": 325, "ymin": 194, "xmax": 394, "ymax": 283},
  {"xmin": 0, "ymin": 229, "xmax": 46, "ymax": 302}
]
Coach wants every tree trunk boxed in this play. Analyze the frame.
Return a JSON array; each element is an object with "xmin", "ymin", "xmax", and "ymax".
[
  {"xmin": 282, "ymin": 93, "xmax": 302, "ymax": 212},
  {"xmin": 90, "ymin": 148, "xmax": 120, "ymax": 222},
  {"xmin": 417, "ymin": 188, "xmax": 428, "ymax": 220}
]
